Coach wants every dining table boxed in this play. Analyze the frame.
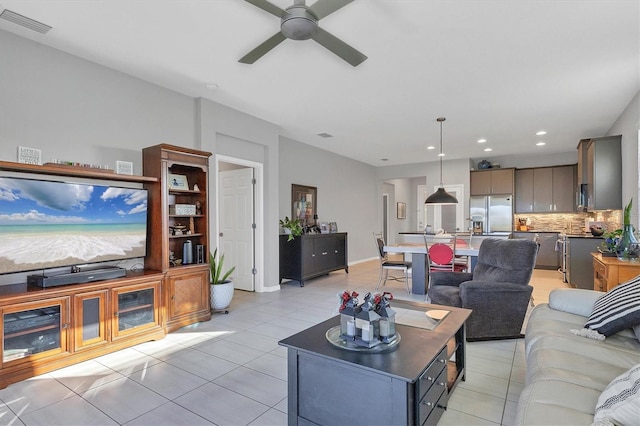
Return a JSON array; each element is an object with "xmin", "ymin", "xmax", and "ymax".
[{"xmin": 383, "ymin": 242, "xmax": 480, "ymax": 295}]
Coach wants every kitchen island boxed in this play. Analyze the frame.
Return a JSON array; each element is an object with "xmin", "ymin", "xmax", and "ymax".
[{"xmin": 279, "ymin": 301, "xmax": 471, "ymax": 425}]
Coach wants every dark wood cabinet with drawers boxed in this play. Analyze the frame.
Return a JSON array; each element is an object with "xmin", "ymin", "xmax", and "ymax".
[{"xmin": 279, "ymin": 233, "xmax": 348, "ymax": 286}]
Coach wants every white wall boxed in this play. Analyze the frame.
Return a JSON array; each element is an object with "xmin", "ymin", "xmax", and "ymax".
[
  {"xmin": 196, "ymin": 98, "xmax": 281, "ymax": 291},
  {"xmin": 607, "ymin": 90, "xmax": 640, "ymax": 227},
  {"xmin": 0, "ymin": 30, "xmax": 195, "ymax": 172},
  {"xmin": 279, "ymin": 137, "xmax": 378, "ymax": 263}
]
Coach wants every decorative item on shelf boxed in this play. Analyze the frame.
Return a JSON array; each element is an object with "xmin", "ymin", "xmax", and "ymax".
[
  {"xmin": 477, "ymin": 159, "xmax": 492, "ymax": 169},
  {"xmin": 169, "ymin": 204, "xmax": 196, "ymax": 215},
  {"xmin": 329, "ymin": 222, "xmax": 338, "ymax": 233},
  {"xmin": 338, "ymin": 290, "xmax": 360, "ymax": 339},
  {"xmin": 115, "ymin": 160, "xmax": 133, "ymax": 175},
  {"xmin": 279, "ymin": 216, "xmax": 303, "ymax": 241},
  {"xmin": 169, "ymin": 224, "xmax": 187, "ymax": 236},
  {"xmin": 616, "ymin": 198, "xmax": 639, "ymax": 260},
  {"xmin": 168, "ymin": 173, "xmax": 189, "ymax": 190},
  {"xmin": 193, "ymin": 183, "xmax": 200, "ymax": 192},
  {"xmin": 376, "ymin": 292, "xmax": 396, "ymax": 343},
  {"xmin": 195, "ymin": 200, "xmax": 202, "ymax": 215},
  {"xmin": 209, "ymin": 248, "xmax": 236, "ymax": 312}
]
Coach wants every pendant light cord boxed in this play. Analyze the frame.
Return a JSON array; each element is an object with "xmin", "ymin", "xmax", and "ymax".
[{"xmin": 437, "ymin": 117, "xmax": 446, "ymax": 186}]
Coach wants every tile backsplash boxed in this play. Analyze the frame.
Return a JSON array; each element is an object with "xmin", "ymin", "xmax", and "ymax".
[{"xmin": 514, "ymin": 211, "xmax": 622, "ymax": 234}]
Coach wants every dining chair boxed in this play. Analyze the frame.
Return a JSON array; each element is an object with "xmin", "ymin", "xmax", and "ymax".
[
  {"xmin": 424, "ymin": 235, "xmax": 468, "ymax": 293},
  {"xmin": 373, "ymin": 233, "xmax": 412, "ymax": 294}
]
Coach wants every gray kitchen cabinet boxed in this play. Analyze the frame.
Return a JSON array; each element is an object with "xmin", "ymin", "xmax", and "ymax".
[
  {"xmin": 533, "ymin": 168, "xmax": 553, "ymax": 212},
  {"xmin": 513, "ymin": 232, "xmax": 559, "ymax": 269},
  {"xmin": 567, "ymin": 236, "xmax": 603, "ymax": 289},
  {"xmin": 579, "ymin": 136, "xmax": 622, "ymax": 211},
  {"xmin": 515, "ymin": 169, "xmax": 534, "ymax": 213},
  {"xmin": 515, "ymin": 165, "xmax": 576, "ymax": 213},
  {"xmin": 470, "ymin": 168, "xmax": 514, "ymax": 195}
]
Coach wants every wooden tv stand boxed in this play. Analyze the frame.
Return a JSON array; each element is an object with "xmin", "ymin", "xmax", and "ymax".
[{"xmin": 0, "ymin": 271, "xmax": 165, "ymax": 389}]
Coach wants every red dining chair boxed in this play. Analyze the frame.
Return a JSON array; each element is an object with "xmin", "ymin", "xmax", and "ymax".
[{"xmin": 424, "ymin": 235, "xmax": 467, "ymax": 292}]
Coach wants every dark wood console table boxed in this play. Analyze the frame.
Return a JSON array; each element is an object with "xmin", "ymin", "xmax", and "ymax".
[
  {"xmin": 279, "ymin": 301, "xmax": 471, "ymax": 425},
  {"xmin": 279, "ymin": 233, "xmax": 348, "ymax": 286}
]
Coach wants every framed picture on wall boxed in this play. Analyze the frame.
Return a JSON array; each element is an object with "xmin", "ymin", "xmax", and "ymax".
[
  {"xmin": 397, "ymin": 202, "xmax": 406, "ymax": 219},
  {"xmin": 292, "ymin": 184, "xmax": 317, "ymax": 225}
]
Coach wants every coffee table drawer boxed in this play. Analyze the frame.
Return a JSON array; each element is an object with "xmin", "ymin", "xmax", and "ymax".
[
  {"xmin": 416, "ymin": 346, "xmax": 447, "ymax": 400},
  {"xmin": 417, "ymin": 366, "xmax": 448, "ymax": 425}
]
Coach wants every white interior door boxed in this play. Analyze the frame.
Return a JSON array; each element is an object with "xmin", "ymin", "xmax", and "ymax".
[
  {"xmin": 219, "ymin": 168, "xmax": 254, "ymax": 291},
  {"xmin": 417, "ymin": 185, "xmax": 427, "ymax": 231}
]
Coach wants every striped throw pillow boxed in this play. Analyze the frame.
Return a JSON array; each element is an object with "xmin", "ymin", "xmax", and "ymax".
[
  {"xmin": 584, "ymin": 275, "xmax": 640, "ymax": 337},
  {"xmin": 593, "ymin": 364, "xmax": 640, "ymax": 426}
]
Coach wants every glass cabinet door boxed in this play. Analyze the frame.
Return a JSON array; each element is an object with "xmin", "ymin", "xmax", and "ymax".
[
  {"xmin": 73, "ymin": 290, "xmax": 109, "ymax": 351},
  {"xmin": 112, "ymin": 282, "xmax": 160, "ymax": 339},
  {"xmin": 2, "ymin": 297, "xmax": 69, "ymax": 364}
]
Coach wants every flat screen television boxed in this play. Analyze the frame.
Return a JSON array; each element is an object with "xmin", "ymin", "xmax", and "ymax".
[{"xmin": 0, "ymin": 176, "xmax": 148, "ymax": 275}]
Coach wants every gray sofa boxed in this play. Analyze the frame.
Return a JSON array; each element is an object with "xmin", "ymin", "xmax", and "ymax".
[{"xmin": 516, "ymin": 288, "xmax": 640, "ymax": 425}]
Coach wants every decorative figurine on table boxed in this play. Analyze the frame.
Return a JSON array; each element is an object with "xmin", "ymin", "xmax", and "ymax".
[
  {"xmin": 355, "ymin": 292, "xmax": 381, "ymax": 348},
  {"xmin": 375, "ymin": 292, "xmax": 396, "ymax": 343},
  {"xmin": 338, "ymin": 291, "xmax": 360, "ymax": 340}
]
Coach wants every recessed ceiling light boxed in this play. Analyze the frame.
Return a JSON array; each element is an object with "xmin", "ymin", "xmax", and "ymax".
[
  {"xmin": 536, "ymin": 141, "xmax": 546, "ymax": 146},
  {"xmin": 381, "ymin": 158, "xmax": 389, "ymax": 161},
  {"xmin": 205, "ymin": 82, "xmax": 219, "ymax": 90},
  {"xmin": 477, "ymin": 138, "xmax": 487, "ymax": 143},
  {"xmin": 438, "ymin": 153, "xmax": 446, "ymax": 157},
  {"xmin": 427, "ymin": 146, "xmax": 435, "ymax": 150},
  {"xmin": 317, "ymin": 132, "xmax": 333, "ymax": 138},
  {"xmin": 536, "ymin": 130, "xmax": 547, "ymax": 136},
  {"xmin": 483, "ymin": 148, "xmax": 492, "ymax": 152}
]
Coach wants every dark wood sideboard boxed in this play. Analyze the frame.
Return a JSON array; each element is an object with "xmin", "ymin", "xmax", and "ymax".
[{"xmin": 279, "ymin": 233, "xmax": 348, "ymax": 286}]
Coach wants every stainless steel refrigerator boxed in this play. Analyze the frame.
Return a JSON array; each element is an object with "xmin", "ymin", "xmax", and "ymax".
[{"xmin": 469, "ymin": 195, "xmax": 513, "ymax": 234}]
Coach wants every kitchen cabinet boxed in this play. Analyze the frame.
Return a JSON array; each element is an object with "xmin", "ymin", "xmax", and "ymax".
[
  {"xmin": 143, "ymin": 144, "xmax": 212, "ymax": 332},
  {"xmin": 577, "ymin": 136, "xmax": 622, "ymax": 211},
  {"xmin": 279, "ymin": 233, "xmax": 348, "ymax": 286},
  {"xmin": 470, "ymin": 168, "xmax": 514, "ymax": 195},
  {"xmin": 515, "ymin": 165, "xmax": 576, "ymax": 213},
  {"xmin": 513, "ymin": 232, "xmax": 559, "ymax": 269},
  {"xmin": 567, "ymin": 237, "xmax": 603, "ymax": 289}
]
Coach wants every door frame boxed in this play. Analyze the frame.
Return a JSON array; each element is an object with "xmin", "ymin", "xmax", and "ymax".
[{"xmin": 214, "ymin": 155, "xmax": 264, "ymax": 292}]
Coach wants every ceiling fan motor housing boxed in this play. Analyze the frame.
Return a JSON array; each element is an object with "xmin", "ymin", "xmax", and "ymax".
[{"xmin": 281, "ymin": 5, "xmax": 318, "ymax": 40}]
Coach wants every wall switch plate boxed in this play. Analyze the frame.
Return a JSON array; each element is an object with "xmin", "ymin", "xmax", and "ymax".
[{"xmin": 17, "ymin": 146, "xmax": 42, "ymax": 165}]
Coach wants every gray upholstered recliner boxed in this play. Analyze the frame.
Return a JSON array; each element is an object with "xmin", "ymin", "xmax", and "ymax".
[{"xmin": 427, "ymin": 238, "xmax": 538, "ymax": 341}]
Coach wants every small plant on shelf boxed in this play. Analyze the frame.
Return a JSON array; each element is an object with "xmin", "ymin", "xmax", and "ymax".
[{"xmin": 279, "ymin": 216, "xmax": 303, "ymax": 241}]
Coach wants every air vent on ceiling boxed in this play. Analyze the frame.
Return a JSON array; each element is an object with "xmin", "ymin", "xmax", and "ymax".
[
  {"xmin": 0, "ymin": 9, "xmax": 52, "ymax": 34},
  {"xmin": 317, "ymin": 132, "xmax": 334, "ymax": 138}
]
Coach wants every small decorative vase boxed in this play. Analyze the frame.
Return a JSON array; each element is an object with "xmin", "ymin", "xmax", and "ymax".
[{"xmin": 616, "ymin": 225, "xmax": 639, "ymax": 260}]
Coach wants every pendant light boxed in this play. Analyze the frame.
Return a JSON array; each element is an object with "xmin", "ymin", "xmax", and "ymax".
[{"xmin": 425, "ymin": 117, "xmax": 458, "ymax": 205}]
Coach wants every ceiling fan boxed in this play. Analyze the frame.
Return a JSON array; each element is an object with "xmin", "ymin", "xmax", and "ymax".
[{"xmin": 239, "ymin": 0, "xmax": 367, "ymax": 67}]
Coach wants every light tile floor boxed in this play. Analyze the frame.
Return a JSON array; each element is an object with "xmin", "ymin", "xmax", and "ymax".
[{"xmin": 0, "ymin": 261, "xmax": 568, "ymax": 425}]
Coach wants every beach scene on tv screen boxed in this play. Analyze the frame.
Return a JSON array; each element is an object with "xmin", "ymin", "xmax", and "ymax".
[{"xmin": 0, "ymin": 177, "xmax": 147, "ymax": 274}]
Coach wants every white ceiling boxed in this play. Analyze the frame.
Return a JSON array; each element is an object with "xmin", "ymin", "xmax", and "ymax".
[{"xmin": 1, "ymin": 0, "xmax": 638, "ymax": 166}]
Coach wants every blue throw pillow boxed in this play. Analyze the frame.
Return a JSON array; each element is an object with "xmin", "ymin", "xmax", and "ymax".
[{"xmin": 584, "ymin": 275, "xmax": 640, "ymax": 337}]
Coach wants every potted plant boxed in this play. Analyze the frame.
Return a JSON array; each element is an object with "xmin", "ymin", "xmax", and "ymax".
[
  {"xmin": 279, "ymin": 216, "xmax": 303, "ymax": 241},
  {"xmin": 600, "ymin": 228, "xmax": 622, "ymax": 256},
  {"xmin": 209, "ymin": 248, "xmax": 236, "ymax": 312}
]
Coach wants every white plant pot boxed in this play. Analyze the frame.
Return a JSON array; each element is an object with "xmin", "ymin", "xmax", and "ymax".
[{"xmin": 210, "ymin": 281, "xmax": 234, "ymax": 311}]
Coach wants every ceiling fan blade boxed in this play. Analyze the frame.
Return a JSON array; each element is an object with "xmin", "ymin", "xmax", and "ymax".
[
  {"xmin": 239, "ymin": 32, "xmax": 287, "ymax": 64},
  {"xmin": 311, "ymin": 27, "xmax": 367, "ymax": 66},
  {"xmin": 309, "ymin": 0, "xmax": 354, "ymax": 20},
  {"xmin": 244, "ymin": 0, "xmax": 287, "ymax": 18}
]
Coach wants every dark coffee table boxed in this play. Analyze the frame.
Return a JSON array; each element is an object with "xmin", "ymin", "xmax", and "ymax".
[{"xmin": 279, "ymin": 300, "xmax": 471, "ymax": 425}]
